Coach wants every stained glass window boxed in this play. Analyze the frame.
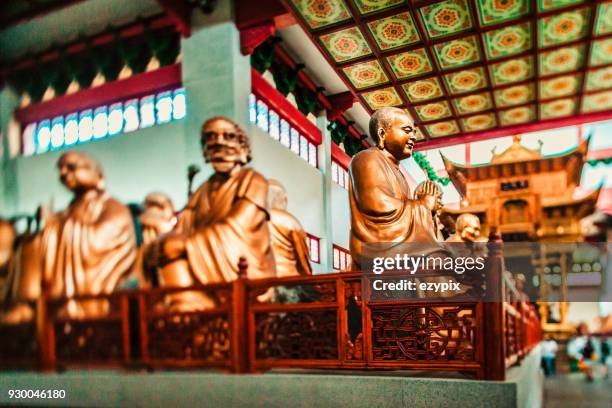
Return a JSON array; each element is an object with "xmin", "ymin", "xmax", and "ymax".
[
  {"xmin": 288, "ymin": 128, "xmax": 297, "ymax": 152},
  {"xmin": 21, "ymin": 88, "xmax": 186, "ymax": 155},
  {"xmin": 155, "ymin": 91, "xmax": 173, "ymax": 124},
  {"xmin": 50, "ymin": 117, "xmax": 64, "ymax": 149},
  {"xmin": 269, "ymin": 111, "xmax": 280, "ymax": 140},
  {"xmin": 256, "ymin": 100, "xmax": 268, "ymax": 132},
  {"xmin": 248, "ymin": 93, "xmax": 320, "ymax": 169},
  {"xmin": 36, "ymin": 120, "xmax": 51, "ymax": 154},
  {"xmin": 123, "ymin": 99, "xmax": 139, "ymax": 132},
  {"xmin": 92, "ymin": 106, "xmax": 108, "ymax": 139},
  {"xmin": 140, "ymin": 96, "xmax": 155, "ymax": 128},
  {"xmin": 108, "ymin": 103, "xmax": 123, "ymax": 135},
  {"xmin": 172, "ymin": 89, "xmax": 186, "ymax": 120}
]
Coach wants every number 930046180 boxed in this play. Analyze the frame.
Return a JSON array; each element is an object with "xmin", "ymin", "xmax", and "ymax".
[{"xmin": 8, "ymin": 389, "xmax": 66, "ymax": 399}]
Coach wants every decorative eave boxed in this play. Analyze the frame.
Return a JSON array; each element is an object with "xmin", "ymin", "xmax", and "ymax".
[
  {"xmin": 542, "ymin": 189, "xmax": 602, "ymax": 219},
  {"xmin": 441, "ymin": 139, "xmax": 590, "ymax": 195}
]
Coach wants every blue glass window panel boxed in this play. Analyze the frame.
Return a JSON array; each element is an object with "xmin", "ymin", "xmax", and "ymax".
[
  {"xmin": 269, "ymin": 110, "xmax": 280, "ymax": 140},
  {"xmin": 333, "ymin": 248, "xmax": 339, "ymax": 269},
  {"xmin": 108, "ymin": 103, "xmax": 123, "ymax": 135},
  {"xmin": 308, "ymin": 142, "xmax": 317, "ymax": 167},
  {"xmin": 64, "ymin": 114, "xmax": 79, "ymax": 146},
  {"xmin": 22, "ymin": 123, "xmax": 37, "ymax": 156},
  {"xmin": 311, "ymin": 239, "xmax": 319, "ymax": 263},
  {"xmin": 300, "ymin": 135, "xmax": 309, "ymax": 160},
  {"xmin": 140, "ymin": 96, "xmax": 155, "ymax": 128},
  {"xmin": 36, "ymin": 120, "xmax": 51, "ymax": 153},
  {"xmin": 78, "ymin": 110, "xmax": 93, "ymax": 143},
  {"xmin": 172, "ymin": 88, "xmax": 186, "ymax": 120},
  {"xmin": 248, "ymin": 94, "xmax": 256, "ymax": 124},
  {"xmin": 50, "ymin": 116, "xmax": 64, "ymax": 149},
  {"xmin": 290, "ymin": 128, "xmax": 299, "ymax": 152},
  {"xmin": 280, "ymin": 119, "xmax": 290, "ymax": 147},
  {"xmin": 156, "ymin": 91, "xmax": 173, "ymax": 124},
  {"xmin": 123, "ymin": 99, "xmax": 139, "ymax": 132},
  {"xmin": 93, "ymin": 106, "xmax": 108, "ymax": 139},
  {"xmin": 256, "ymin": 100, "xmax": 268, "ymax": 131}
]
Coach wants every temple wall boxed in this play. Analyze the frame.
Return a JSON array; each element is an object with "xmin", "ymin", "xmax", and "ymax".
[{"xmin": 4, "ymin": 121, "xmax": 188, "ymax": 216}]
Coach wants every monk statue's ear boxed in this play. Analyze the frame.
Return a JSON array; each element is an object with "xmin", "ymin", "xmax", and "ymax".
[
  {"xmin": 97, "ymin": 178, "xmax": 106, "ymax": 191},
  {"xmin": 377, "ymin": 128, "xmax": 385, "ymax": 150}
]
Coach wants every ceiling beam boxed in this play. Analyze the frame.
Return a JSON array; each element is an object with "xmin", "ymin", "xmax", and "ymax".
[{"xmin": 414, "ymin": 109, "xmax": 612, "ymax": 151}]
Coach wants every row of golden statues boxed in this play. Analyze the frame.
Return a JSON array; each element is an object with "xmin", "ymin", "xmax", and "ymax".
[{"xmin": 0, "ymin": 108, "xmax": 484, "ymax": 322}]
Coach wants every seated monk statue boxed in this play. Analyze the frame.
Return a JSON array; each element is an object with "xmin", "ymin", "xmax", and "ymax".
[
  {"xmin": 446, "ymin": 213, "xmax": 487, "ymax": 256},
  {"xmin": 147, "ymin": 116, "xmax": 275, "ymax": 311},
  {"xmin": 140, "ymin": 192, "xmax": 176, "ymax": 245},
  {"xmin": 267, "ymin": 179, "xmax": 312, "ymax": 277},
  {"xmin": 1, "ymin": 151, "xmax": 137, "ymax": 323},
  {"xmin": 132, "ymin": 192, "xmax": 176, "ymax": 287},
  {"xmin": 414, "ymin": 180, "xmax": 445, "ymax": 241},
  {"xmin": 0, "ymin": 220, "xmax": 16, "ymax": 295},
  {"xmin": 349, "ymin": 107, "xmax": 444, "ymax": 270}
]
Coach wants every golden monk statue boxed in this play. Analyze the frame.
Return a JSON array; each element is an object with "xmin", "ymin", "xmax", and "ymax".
[
  {"xmin": 1, "ymin": 151, "xmax": 136, "ymax": 323},
  {"xmin": 132, "ymin": 192, "xmax": 177, "ymax": 288},
  {"xmin": 267, "ymin": 179, "xmax": 312, "ymax": 277},
  {"xmin": 414, "ymin": 180, "xmax": 445, "ymax": 241},
  {"xmin": 446, "ymin": 213, "xmax": 484, "ymax": 243},
  {"xmin": 0, "ymin": 220, "xmax": 16, "ymax": 294},
  {"xmin": 148, "ymin": 117, "xmax": 275, "ymax": 311},
  {"xmin": 140, "ymin": 192, "xmax": 176, "ymax": 245},
  {"xmin": 348, "ymin": 107, "xmax": 442, "ymax": 269}
]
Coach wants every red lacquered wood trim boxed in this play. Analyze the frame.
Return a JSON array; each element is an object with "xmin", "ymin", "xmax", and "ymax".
[
  {"xmin": 251, "ymin": 68, "xmax": 322, "ymax": 145},
  {"xmin": 15, "ymin": 64, "xmax": 182, "ymax": 125},
  {"xmin": 331, "ymin": 142, "xmax": 351, "ymax": 170}
]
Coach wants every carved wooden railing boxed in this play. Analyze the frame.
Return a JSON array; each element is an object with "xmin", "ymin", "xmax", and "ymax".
[{"xmin": 0, "ymin": 248, "xmax": 541, "ymax": 380}]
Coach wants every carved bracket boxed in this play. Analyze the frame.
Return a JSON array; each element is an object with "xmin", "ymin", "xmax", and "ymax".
[
  {"xmin": 240, "ymin": 22, "xmax": 276, "ymax": 56},
  {"xmin": 326, "ymin": 92, "xmax": 357, "ymax": 122}
]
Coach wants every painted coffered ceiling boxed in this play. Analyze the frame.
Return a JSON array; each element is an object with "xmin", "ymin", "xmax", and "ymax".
[{"xmin": 286, "ymin": 0, "xmax": 612, "ymax": 143}]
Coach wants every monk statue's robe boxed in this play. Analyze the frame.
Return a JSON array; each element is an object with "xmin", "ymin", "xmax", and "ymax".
[
  {"xmin": 43, "ymin": 190, "xmax": 136, "ymax": 301},
  {"xmin": 167, "ymin": 167, "xmax": 276, "ymax": 284},
  {"xmin": 269, "ymin": 209, "xmax": 312, "ymax": 277},
  {"xmin": 349, "ymin": 147, "xmax": 442, "ymax": 269},
  {"xmin": 2, "ymin": 191, "xmax": 136, "ymax": 322}
]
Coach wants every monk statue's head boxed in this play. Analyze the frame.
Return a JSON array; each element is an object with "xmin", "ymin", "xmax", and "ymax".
[
  {"xmin": 201, "ymin": 116, "xmax": 252, "ymax": 174},
  {"xmin": 455, "ymin": 213, "xmax": 481, "ymax": 242},
  {"xmin": 414, "ymin": 180, "xmax": 443, "ymax": 213},
  {"xmin": 57, "ymin": 151, "xmax": 105, "ymax": 194},
  {"xmin": 268, "ymin": 179, "xmax": 288, "ymax": 210},
  {"xmin": 369, "ymin": 107, "xmax": 417, "ymax": 161},
  {"xmin": 143, "ymin": 192, "xmax": 175, "ymax": 220}
]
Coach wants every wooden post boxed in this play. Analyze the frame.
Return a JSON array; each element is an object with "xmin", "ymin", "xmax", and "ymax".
[
  {"xmin": 36, "ymin": 293, "xmax": 56, "ymax": 371},
  {"xmin": 231, "ymin": 257, "xmax": 249, "ymax": 373},
  {"xmin": 483, "ymin": 230, "xmax": 506, "ymax": 380},
  {"xmin": 120, "ymin": 294, "xmax": 131, "ymax": 363}
]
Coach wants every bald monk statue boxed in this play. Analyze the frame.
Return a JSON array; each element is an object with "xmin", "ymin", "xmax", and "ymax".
[
  {"xmin": 132, "ymin": 192, "xmax": 177, "ymax": 287},
  {"xmin": 267, "ymin": 179, "xmax": 312, "ymax": 277},
  {"xmin": 1, "ymin": 151, "xmax": 137, "ymax": 323},
  {"xmin": 140, "ymin": 192, "xmax": 176, "ymax": 245},
  {"xmin": 147, "ymin": 117, "xmax": 275, "ymax": 311},
  {"xmin": 349, "ymin": 107, "xmax": 443, "ymax": 269},
  {"xmin": 446, "ymin": 213, "xmax": 483, "ymax": 243}
]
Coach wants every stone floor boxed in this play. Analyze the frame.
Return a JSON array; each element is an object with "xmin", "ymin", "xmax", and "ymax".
[{"xmin": 544, "ymin": 371, "xmax": 612, "ymax": 408}]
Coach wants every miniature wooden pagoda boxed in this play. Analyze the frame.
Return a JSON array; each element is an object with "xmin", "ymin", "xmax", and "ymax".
[
  {"xmin": 441, "ymin": 135, "xmax": 601, "ymax": 336},
  {"xmin": 441, "ymin": 135, "xmax": 599, "ymax": 242}
]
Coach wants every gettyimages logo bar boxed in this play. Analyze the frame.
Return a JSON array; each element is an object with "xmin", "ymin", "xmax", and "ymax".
[{"xmin": 358, "ymin": 242, "xmax": 610, "ymax": 303}]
